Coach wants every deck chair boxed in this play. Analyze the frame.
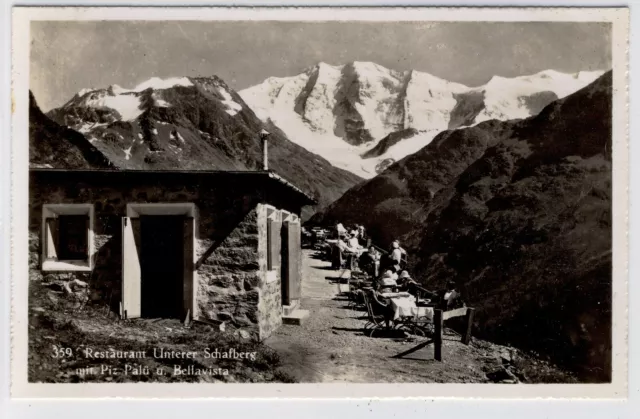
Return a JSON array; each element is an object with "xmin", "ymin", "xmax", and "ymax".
[
  {"xmin": 370, "ymin": 289, "xmax": 390, "ymax": 313},
  {"xmin": 362, "ymin": 292, "xmax": 388, "ymax": 337},
  {"xmin": 338, "ymin": 271, "xmax": 361, "ymax": 305},
  {"xmin": 349, "ymin": 272, "xmax": 374, "ymax": 309},
  {"xmin": 395, "ymin": 309, "xmax": 435, "ymax": 337},
  {"xmin": 348, "ymin": 288, "xmax": 366, "ymax": 310}
]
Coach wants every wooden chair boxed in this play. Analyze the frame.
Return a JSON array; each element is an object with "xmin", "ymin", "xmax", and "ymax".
[
  {"xmin": 402, "ymin": 310, "xmax": 435, "ymax": 337},
  {"xmin": 370, "ymin": 289, "xmax": 390, "ymax": 314},
  {"xmin": 348, "ymin": 288, "xmax": 366, "ymax": 310},
  {"xmin": 347, "ymin": 272, "xmax": 370, "ymax": 309},
  {"xmin": 386, "ymin": 291, "xmax": 434, "ymax": 337},
  {"xmin": 362, "ymin": 291, "xmax": 389, "ymax": 337}
]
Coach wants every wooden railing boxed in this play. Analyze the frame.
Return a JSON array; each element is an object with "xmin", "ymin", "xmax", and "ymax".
[
  {"xmin": 392, "ymin": 306, "xmax": 475, "ymax": 362},
  {"xmin": 434, "ymin": 307, "xmax": 475, "ymax": 361}
]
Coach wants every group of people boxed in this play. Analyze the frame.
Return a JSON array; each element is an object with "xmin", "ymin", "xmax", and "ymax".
[
  {"xmin": 373, "ymin": 267, "xmax": 462, "ymax": 311},
  {"xmin": 335, "ymin": 223, "xmax": 367, "ymax": 245},
  {"xmin": 331, "ymin": 220, "xmax": 406, "ymax": 275},
  {"xmin": 327, "ymin": 221, "xmax": 463, "ymax": 311},
  {"xmin": 370, "ymin": 242, "xmax": 415, "ymax": 297},
  {"xmin": 359, "ymin": 240, "xmax": 406, "ymax": 276},
  {"xmin": 359, "ymin": 239, "xmax": 462, "ymax": 311},
  {"xmin": 331, "ymin": 223, "xmax": 368, "ymax": 270}
]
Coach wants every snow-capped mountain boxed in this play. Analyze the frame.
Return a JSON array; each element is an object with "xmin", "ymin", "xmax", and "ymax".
[
  {"xmin": 53, "ymin": 76, "xmax": 244, "ymax": 134},
  {"xmin": 40, "ymin": 75, "xmax": 363, "ymax": 218},
  {"xmin": 240, "ymin": 62, "xmax": 605, "ymax": 178}
]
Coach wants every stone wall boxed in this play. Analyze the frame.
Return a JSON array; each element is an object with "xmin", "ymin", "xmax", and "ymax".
[
  {"xmin": 195, "ymin": 203, "xmax": 290, "ymax": 340},
  {"xmin": 195, "ymin": 207, "xmax": 262, "ymax": 338}
]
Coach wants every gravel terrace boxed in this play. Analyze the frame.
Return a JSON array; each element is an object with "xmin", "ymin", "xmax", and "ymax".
[{"xmin": 265, "ymin": 249, "xmax": 500, "ymax": 383}]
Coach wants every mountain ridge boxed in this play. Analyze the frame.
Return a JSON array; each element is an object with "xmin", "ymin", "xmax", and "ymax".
[
  {"xmin": 240, "ymin": 61, "xmax": 605, "ymax": 178},
  {"xmin": 33, "ymin": 75, "xmax": 363, "ymax": 219}
]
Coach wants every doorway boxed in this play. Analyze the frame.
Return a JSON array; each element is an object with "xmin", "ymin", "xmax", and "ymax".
[
  {"xmin": 121, "ymin": 203, "xmax": 196, "ymax": 320},
  {"xmin": 281, "ymin": 220, "xmax": 302, "ymax": 307},
  {"xmin": 139, "ymin": 215, "xmax": 184, "ymax": 318}
]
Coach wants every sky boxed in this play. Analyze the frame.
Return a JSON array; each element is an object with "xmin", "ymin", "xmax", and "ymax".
[{"xmin": 30, "ymin": 21, "xmax": 611, "ymax": 111}]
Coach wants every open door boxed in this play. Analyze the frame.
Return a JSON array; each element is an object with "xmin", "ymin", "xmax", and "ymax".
[
  {"xmin": 282, "ymin": 221, "xmax": 302, "ymax": 305},
  {"xmin": 121, "ymin": 217, "xmax": 141, "ymax": 319}
]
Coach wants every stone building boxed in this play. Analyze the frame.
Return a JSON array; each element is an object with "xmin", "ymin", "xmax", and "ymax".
[{"xmin": 29, "ymin": 168, "xmax": 314, "ymax": 340}]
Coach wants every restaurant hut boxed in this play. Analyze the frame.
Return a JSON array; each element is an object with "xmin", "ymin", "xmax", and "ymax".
[{"xmin": 28, "ymin": 167, "xmax": 315, "ymax": 340}]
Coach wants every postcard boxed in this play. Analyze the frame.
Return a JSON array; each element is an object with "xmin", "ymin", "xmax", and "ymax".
[{"xmin": 10, "ymin": 6, "xmax": 629, "ymax": 398}]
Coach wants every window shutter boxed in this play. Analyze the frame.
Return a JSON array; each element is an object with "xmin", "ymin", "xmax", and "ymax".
[
  {"xmin": 45, "ymin": 217, "xmax": 59, "ymax": 260},
  {"xmin": 84, "ymin": 216, "xmax": 90, "ymax": 261},
  {"xmin": 286, "ymin": 222, "xmax": 302, "ymax": 301},
  {"xmin": 267, "ymin": 219, "xmax": 282, "ymax": 270}
]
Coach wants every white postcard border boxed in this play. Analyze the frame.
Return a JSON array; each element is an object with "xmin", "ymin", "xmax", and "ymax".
[{"xmin": 10, "ymin": 6, "xmax": 629, "ymax": 399}]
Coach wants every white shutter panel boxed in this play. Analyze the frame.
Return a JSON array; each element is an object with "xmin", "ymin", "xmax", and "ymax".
[
  {"xmin": 121, "ymin": 217, "xmax": 142, "ymax": 319},
  {"xmin": 45, "ymin": 217, "xmax": 59, "ymax": 260}
]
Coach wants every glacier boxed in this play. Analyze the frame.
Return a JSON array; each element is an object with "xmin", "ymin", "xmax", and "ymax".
[{"xmin": 240, "ymin": 61, "xmax": 605, "ymax": 178}]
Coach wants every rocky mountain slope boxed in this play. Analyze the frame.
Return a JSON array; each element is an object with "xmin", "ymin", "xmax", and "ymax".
[
  {"xmin": 240, "ymin": 62, "xmax": 603, "ymax": 178},
  {"xmin": 311, "ymin": 72, "xmax": 613, "ymax": 381},
  {"xmin": 34, "ymin": 76, "xmax": 363, "ymax": 217},
  {"xmin": 29, "ymin": 91, "xmax": 113, "ymax": 169}
]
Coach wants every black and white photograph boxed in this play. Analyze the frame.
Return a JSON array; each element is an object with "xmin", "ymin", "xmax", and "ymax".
[{"xmin": 9, "ymin": 7, "xmax": 628, "ymax": 398}]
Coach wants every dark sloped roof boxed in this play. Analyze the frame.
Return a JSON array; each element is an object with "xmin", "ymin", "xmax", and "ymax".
[{"xmin": 29, "ymin": 168, "xmax": 316, "ymax": 205}]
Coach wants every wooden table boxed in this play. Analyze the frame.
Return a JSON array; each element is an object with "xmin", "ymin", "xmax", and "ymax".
[{"xmin": 386, "ymin": 295, "xmax": 434, "ymax": 321}]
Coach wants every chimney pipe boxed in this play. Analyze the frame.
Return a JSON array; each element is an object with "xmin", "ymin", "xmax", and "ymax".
[{"xmin": 259, "ymin": 129, "xmax": 270, "ymax": 171}]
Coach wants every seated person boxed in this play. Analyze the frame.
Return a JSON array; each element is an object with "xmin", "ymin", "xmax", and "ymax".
[
  {"xmin": 397, "ymin": 270, "xmax": 418, "ymax": 293},
  {"xmin": 358, "ymin": 225, "xmax": 366, "ymax": 242},
  {"xmin": 366, "ymin": 289, "xmax": 389, "ymax": 317},
  {"xmin": 359, "ymin": 246, "xmax": 381, "ymax": 277},
  {"xmin": 440, "ymin": 280, "xmax": 464, "ymax": 310},
  {"xmin": 348, "ymin": 233, "xmax": 361, "ymax": 252},
  {"xmin": 389, "ymin": 240, "xmax": 407, "ymax": 268},
  {"xmin": 343, "ymin": 234, "xmax": 361, "ymax": 270},
  {"xmin": 375, "ymin": 270, "xmax": 398, "ymax": 293},
  {"xmin": 420, "ymin": 281, "xmax": 465, "ymax": 310},
  {"xmin": 336, "ymin": 222, "xmax": 346, "ymax": 237},
  {"xmin": 333, "ymin": 236, "xmax": 350, "ymax": 269},
  {"xmin": 381, "ymin": 252, "xmax": 403, "ymax": 273}
]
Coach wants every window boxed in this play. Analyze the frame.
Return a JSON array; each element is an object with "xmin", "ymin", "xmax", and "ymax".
[
  {"xmin": 42, "ymin": 204, "xmax": 94, "ymax": 271},
  {"xmin": 57, "ymin": 215, "xmax": 89, "ymax": 260}
]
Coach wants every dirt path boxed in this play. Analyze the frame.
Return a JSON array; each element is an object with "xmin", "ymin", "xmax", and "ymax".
[{"xmin": 265, "ymin": 250, "xmax": 498, "ymax": 383}]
